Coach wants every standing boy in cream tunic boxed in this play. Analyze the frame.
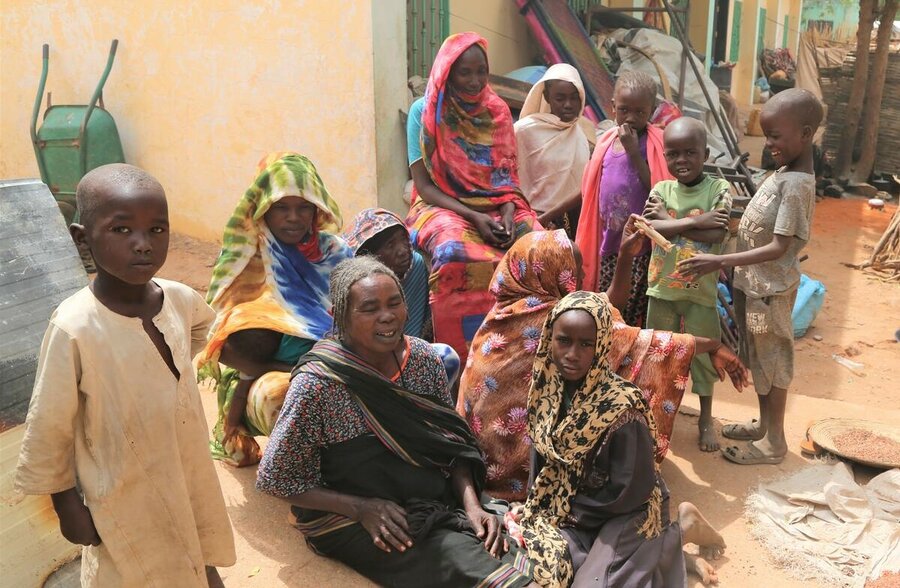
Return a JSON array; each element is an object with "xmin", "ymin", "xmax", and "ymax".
[{"xmin": 15, "ymin": 164, "xmax": 235, "ymax": 586}]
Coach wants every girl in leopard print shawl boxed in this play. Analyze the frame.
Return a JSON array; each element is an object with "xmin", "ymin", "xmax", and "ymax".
[{"xmin": 521, "ymin": 291, "xmax": 686, "ymax": 588}]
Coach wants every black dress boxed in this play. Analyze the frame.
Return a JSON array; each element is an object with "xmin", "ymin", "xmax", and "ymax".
[{"xmin": 530, "ymin": 410, "xmax": 687, "ymax": 587}]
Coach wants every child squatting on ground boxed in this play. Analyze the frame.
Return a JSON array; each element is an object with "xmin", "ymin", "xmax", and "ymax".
[
  {"xmin": 576, "ymin": 70, "xmax": 673, "ymax": 328},
  {"xmin": 15, "ymin": 164, "xmax": 236, "ymax": 586},
  {"xmin": 678, "ymin": 88, "xmax": 825, "ymax": 465},
  {"xmin": 643, "ymin": 117, "xmax": 733, "ymax": 452}
]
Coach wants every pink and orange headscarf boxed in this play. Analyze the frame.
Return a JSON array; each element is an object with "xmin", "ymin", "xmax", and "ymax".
[{"xmin": 419, "ymin": 32, "xmax": 528, "ymax": 212}]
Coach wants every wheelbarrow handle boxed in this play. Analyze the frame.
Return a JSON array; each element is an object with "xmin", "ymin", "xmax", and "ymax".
[
  {"xmin": 31, "ymin": 44, "xmax": 50, "ymax": 147},
  {"xmin": 31, "ymin": 43, "xmax": 51, "ymax": 185},
  {"xmin": 79, "ymin": 39, "xmax": 119, "ymax": 175}
]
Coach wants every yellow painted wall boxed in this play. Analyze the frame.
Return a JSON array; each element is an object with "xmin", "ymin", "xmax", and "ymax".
[
  {"xmin": 772, "ymin": 0, "xmax": 787, "ymax": 47},
  {"xmin": 0, "ymin": 0, "xmax": 398, "ymax": 242},
  {"xmin": 764, "ymin": 0, "xmax": 779, "ymax": 48},
  {"xmin": 786, "ymin": 0, "xmax": 802, "ymax": 54},
  {"xmin": 731, "ymin": 0, "xmax": 762, "ymax": 105},
  {"xmin": 449, "ymin": 0, "xmax": 540, "ymax": 74},
  {"xmin": 689, "ymin": 0, "xmax": 713, "ymax": 56},
  {"xmin": 372, "ymin": 3, "xmax": 411, "ymax": 216}
]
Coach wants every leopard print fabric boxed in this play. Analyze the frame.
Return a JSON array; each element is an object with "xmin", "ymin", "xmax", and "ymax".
[{"xmin": 521, "ymin": 291, "xmax": 662, "ymax": 587}]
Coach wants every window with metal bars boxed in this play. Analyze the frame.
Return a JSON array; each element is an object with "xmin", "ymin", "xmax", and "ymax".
[{"xmin": 407, "ymin": 0, "xmax": 450, "ymax": 79}]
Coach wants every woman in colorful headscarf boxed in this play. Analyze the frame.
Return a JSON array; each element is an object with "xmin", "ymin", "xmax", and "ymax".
[
  {"xmin": 514, "ymin": 63, "xmax": 595, "ymax": 237},
  {"xmin": 200, "ymin": 152, "xmax": 351, "ymax": 467},
  {"xmin": 406, "ymin": 32, "xmax": 540, "ymax": 366},
  {"xmin": 343, "ymin": 207, "xmax": 461, "ymax": 386},
  {"xmin": 521, "ymin": 292, "xmax": 724, "ymax": 588},
  {"xmin": 457, "ymin": 217, "xmax": 747, "ymax": 501}
]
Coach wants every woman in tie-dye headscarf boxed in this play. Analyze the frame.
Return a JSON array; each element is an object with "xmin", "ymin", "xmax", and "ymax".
[{"xmin": 200, "ymin": 152, "xmax": 351, "ymax": 467}]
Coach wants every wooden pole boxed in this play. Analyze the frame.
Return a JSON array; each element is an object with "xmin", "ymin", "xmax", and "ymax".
[
  {"xmin": 852, "ymin": 0, "xmax": 899, "ymax": 183},
  {"xmin": 833, "ymin": 0, "xmax": 876, "ymax": 180},
  {"xmin": 677, "ymin": 2, "xmax": 688, "ymax": 110}
]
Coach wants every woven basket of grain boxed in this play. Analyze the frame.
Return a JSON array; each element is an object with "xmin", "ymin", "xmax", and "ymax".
[{"xmin": 808, "ymin": 418, "xmax": 900, "ymax": 469}]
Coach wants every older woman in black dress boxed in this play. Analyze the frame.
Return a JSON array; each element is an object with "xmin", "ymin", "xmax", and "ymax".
[{"xmin": 256, "ymin": 256, "xmax": 535, "ymax": 588}]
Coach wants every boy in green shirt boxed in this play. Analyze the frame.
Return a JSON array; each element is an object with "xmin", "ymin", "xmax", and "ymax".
[{"xmin": 643, "ymin": 117, "xmax": 732, "ymax": 452}]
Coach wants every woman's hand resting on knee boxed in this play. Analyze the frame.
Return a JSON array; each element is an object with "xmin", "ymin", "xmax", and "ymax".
[
  {"xmin": 223, "ymin": 378, "xmax": 253, "ymax": 445},
  {"xmin": 353, "ymin": 497, "xmax": 414, "ymax": 554},
  {"xmin": 465, "ymin": 506, "xmax": 509, "ymax": 558}
]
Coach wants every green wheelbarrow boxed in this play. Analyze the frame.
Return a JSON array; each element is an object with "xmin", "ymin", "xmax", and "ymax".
[{"xmin": 30, "ymin": 40, "xmax": 125, "ymax": 225}]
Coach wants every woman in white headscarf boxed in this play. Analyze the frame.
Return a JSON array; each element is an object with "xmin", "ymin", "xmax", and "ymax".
[{"xmin": 514, "ymin": 64, "xmax": 596, "ymax": 237}]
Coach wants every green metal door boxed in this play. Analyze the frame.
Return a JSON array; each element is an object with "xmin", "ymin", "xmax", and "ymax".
[
  {"xmin": 729, "ymin": 0, "xmax": 742, "ymax": 63},
  {"xmin": 782, "ymin": 14, "xmax": 789, "ymax": 49},
  {"xmin": 407, "ymin": 0, "xmax": 450, "ymax": 79},
  {"xmin": 757, "ymin": 7, "xmax": 767, "ymax": 56}
]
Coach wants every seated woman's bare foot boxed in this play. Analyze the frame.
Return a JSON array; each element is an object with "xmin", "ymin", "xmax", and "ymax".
[
  {"xmin": 698, "ymin": 419, "xmax": 719, "ymax": 452},
  {"xmin": 721, "ymin": 419, "xmax": 765, "ymax": 441},
  {"xmin": 679, "ymin": 502, "xmax": 726, "ymax": 560},
  {"xmin": 685, "ymin": 552, "xmax": 718, "ymax": 585}
]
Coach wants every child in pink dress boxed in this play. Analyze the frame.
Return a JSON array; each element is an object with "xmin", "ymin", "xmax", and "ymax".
[{"xmin": 576, "ymin": 71, "xmax": 673, "ymax": 327}]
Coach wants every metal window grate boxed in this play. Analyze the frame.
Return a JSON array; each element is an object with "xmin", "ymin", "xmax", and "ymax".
[
  {"xmin": 405, "ymin": 1, "xmax": 604, "ymax": 79},
  {"xmin": 407, "ymin": 0, "xmax": 450, "ymax": 79}
]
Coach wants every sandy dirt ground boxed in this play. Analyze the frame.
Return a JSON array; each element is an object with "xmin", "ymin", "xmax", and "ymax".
[{"xmin": 148, "ymin": 195, "xmax": 900, "ymax": 588}]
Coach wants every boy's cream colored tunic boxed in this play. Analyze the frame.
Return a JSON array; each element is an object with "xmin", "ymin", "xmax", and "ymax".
[{"xmin": 16, "ymin": 279, "xmax": 235, "ymax": 587}]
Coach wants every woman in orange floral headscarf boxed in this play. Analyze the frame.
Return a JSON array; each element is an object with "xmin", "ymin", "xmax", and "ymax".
[{"xmin": 457, "ymin": 220, "xmax": 748, "ymax": 501}]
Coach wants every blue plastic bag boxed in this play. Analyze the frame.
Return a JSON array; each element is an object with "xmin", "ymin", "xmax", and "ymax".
[
  {"xmin": 716, "ymin": 282, "xmax": 733, "ymax": 327},
  {"xmin": 792, "ymin": 274, "xmax": 826, "ymax": 337}
]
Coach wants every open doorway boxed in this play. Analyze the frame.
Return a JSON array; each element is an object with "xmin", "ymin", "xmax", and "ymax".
[{"xmin": 711, "ymin": 0, "xmax": 730, "ymax": 63}]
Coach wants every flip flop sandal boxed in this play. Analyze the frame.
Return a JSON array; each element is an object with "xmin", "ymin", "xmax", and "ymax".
[
  {"xmin": 799, "ymin": 419, "xmax": 825, "ymax": 457},
  {"xmin": 721, "ymin": 442, "xmax": 784, "ymax": 465},
  {"xmin": 722, "ymin": 420, "xmax": 764, "ymax": 441}
]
